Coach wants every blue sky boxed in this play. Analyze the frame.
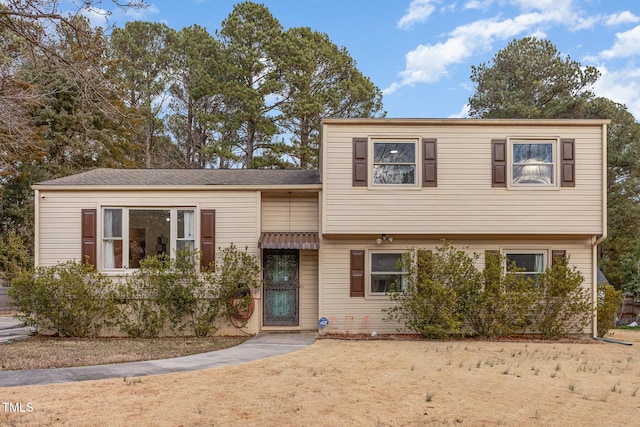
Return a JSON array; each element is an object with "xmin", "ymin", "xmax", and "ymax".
[{"xmin": 86, "ymin": 0, "xmax": 640, "ymax": 120}]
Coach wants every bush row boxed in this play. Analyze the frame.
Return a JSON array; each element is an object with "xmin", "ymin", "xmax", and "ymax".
[
  {"xmin": 9, "ymin": 245, "xmax": 260, "ymax": 338},
  {"xmin": 383, "ymin": 242, "xmax": 621, "ymax": 339}
]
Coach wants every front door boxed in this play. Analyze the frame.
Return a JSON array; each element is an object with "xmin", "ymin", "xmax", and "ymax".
[{"xmin": 263, "ymin": 249, "xmax": 299, "ymax": 326}]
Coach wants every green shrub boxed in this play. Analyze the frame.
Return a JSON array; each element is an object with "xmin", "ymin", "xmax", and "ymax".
[
  {"xmin": 114, "ymin": 245, "xmax": 260, "ymax": 337},
  {"xmin": 597, "ymin": 282, "xmax": 622, "ymax": 337},
  {"xmin": 211, "ymin": 243, "xmax": 261, "ymax": 329},
  {"xmin": 460, "ymin": 252, "xmax": 536, "ymax": 337},
  {"xmin": 115, "ymin": 253, "xmax": 189, "ymax": 338},
  {"xmin": 530, "ymin": 256, "xmax": 592, "ymax": 339},
  {"xmin": 0, "ymin": 228, "xmax": 32, "ymax": 282},
  {"xmin": 383, "ymin": 244, "xmax": 469, "ymax": 338},
  {"xmin": 9, "ymin": 261, "xmax": 116, "ymax": 337}
]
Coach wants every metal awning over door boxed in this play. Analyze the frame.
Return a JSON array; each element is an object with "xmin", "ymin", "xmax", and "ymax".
[{"xmin": 258, "ymin": 232, "xmax": 320, "ymax": 250}]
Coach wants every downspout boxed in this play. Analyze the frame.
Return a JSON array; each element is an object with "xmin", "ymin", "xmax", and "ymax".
[{"xmin": 592, "ymin": 123, "xmax": 609, "ymax": 338}]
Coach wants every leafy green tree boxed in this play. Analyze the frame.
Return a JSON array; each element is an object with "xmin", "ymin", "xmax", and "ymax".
[
  {"xmin": 167, "ymin": 25, "xmax": 232, "ymax": 168},
  {"xmin": 469, "ymin": 37, "xmax": 599, "ymax": 119},
  {"xmin": 0, "ymin": 228, "xmax": 32, "ymax": 281},
  {"xmin": 276, "ymin": 27, "xmax": 384, "ymax": 169},
  {"xmin": 217, "ymin": 1, "xmax": 285, "ymax": 168},
  {"xmin": 585, "ymin": 98, "xmax": 640, "ymax": 290},
  {"xmin": 110, "ymin": 21, "xmax": 177, "ymax": 168},
  {"xmin": 1, "ymin": 16, "xmax": 139, "ymax": 248}
]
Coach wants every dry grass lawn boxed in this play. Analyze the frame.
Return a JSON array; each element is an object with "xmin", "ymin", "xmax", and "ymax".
[
  {"xmin": 2, "ymin": 330, "xmax": 640, "ymax": 426},
  {"xmin": 0, "ymin": 336, "xmax": 247, "ymax": 371}
]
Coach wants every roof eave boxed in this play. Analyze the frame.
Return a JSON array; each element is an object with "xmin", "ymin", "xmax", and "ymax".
[
  {"xmin": 322, "ymin": 118, "xmax": 611, "ymax": 126},
  {"xmin": 32, "ymin": 184, "xmax": 323, "ymax": 191}
]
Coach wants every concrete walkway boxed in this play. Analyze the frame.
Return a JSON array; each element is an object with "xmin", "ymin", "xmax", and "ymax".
[
  {"xmin": 0, "ymin": 316, "xmax": 316, "ymax": 387},
  {"xmin": 0, "ymin": 315, "xmax": 32, "ymax": 344}
]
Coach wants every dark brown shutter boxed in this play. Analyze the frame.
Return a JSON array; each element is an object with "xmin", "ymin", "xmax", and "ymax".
[
  {"xmin": 560, "ymin": 139, "xmax": 575, "ymax": 187},
  {"xmin": 200, "ymin": 210, "xmax": 216, "ymax": 271},
  {"xmin": 350, "ymin": 250, "xmax": 365, "ymax": 297},
  {"xmin": 422, "ymin": 138, "xmax": 437, "ymax": 187},
  {"xmin": 353, "ymin": 137, "xmax": 368, "ymax": 186},
  {"xmin": 492, "ymin": 139, "xmax": 507, "ymax": 187},
  {"xmin": 81, "ymin": 209, "xmax": 97, "ymax": 267},
  {"xmin": 552, "ymin": 249, "xmax": 566, "ymax": 265}
]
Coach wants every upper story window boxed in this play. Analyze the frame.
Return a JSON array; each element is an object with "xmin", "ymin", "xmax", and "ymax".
[
  {"xmin": 352, "ymin": 137, "xmax": 436, "ymax": 187},
  {"xmin": 102, "ymin": 207, "xmax": 195, "ymax": 270},
  {"xmin": 372, "ymin": 140, "xmax": 416, "ymax": 185},
  {"xmin": 492, "ymin": 138, "xmax": 575, "ymax": 189},
  {"xmin": 510, "ymin": 139, "xmax": 556, "ymax": 187}
]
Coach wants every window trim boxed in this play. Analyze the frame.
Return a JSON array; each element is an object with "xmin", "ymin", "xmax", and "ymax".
[
  {"xmin": 507, "ymin": 138, "xmax": 559, "ymax": 190},
  {"xmin": 370, "ymin": 138, "xmax": 420, "ymax": 188},
  {"xmin": 99, "ymin": 206, "xmax": 197, "ymax": 272},
  {"xmin": 368, "ymin": 250, "xmax": 408, "ymax": 296}
]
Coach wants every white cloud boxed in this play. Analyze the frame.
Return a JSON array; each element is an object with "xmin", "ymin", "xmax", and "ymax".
[
  {"xmin": 385, "ymin": 0, "xmax": 592, "ymax": 94},
  {"xmin": 605, "ymin": 11, "xmax": 640, "ymax": 27},
  {"xmin": 397, "ymin": 0, "xmax": 439, "ymax": 29},
  {"xmin": 599, "ymin": 25, "xmax": 640, "ymax": 59},
  {"xmin": 464, "ymin": 0, "xmax": 493, "ymax": 10},
  {"xmin": 449, "ymin": 104, "xmax": 470, "ymax": 118},
  {"xmin": 80, "ymin": 7, "xmax": 110, "ymax": 28},
  {"xmin": 594, "ymin": 66, "xmax": 640, "ymax": 120}
]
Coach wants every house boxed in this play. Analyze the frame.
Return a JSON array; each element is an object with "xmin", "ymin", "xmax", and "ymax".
[{"xmin": 33, "ymin": 118, "xmax": 609, "ymax": 337}]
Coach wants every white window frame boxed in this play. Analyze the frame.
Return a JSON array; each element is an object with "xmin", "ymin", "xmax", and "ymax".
[
  {"xmin": 503, "ymin": 250, "xmax": 547, "ymax": 283},
  {"xmin": 100, "ymin": 207, "xmax": 196, "ymax": 271},
  {"xmin": 370, "ymin": 138, "xmax": 419, "ymax": 187},
  {"xmin": 368, "ymin": 250, "xmax": 408, "ymax": 295},
  {"xmin": 508, "ymin": 138, "xmax": 559, "ymax": 189}
]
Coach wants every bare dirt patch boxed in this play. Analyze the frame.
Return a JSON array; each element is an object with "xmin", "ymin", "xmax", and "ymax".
[
  {"xmin": 1, "ymin": 330, "xmax": 639, "ymax": 426},
  {"xmin": 0, "ymin": 336, "xmax": 247, "ymax": 370}
]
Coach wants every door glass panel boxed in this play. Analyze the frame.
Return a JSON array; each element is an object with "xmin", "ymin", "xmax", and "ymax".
[{"xmin": 263, "ymin": 250, "xmax": 299, "ymax": 326}]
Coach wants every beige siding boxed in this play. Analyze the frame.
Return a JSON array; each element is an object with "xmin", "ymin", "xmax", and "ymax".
[
  {"xmin": 37, "ymin": 190, "xmax": 260, "ymax": 268},
  {"xmin": 261, "ymin": 194, "xmax": 318, "ymax": 232},
  {"xmin": 321, "ymin": 122, "xmax": 605, "ymax": 236},
  {"xmin": 299, "ymin": 250, "xmax": 319, "ymax": 330},
  {"xmin": 318, "ymin": 237, "xmax": 594, "ymax": 335}
]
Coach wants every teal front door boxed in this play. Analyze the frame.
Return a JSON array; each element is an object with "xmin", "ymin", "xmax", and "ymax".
[{"xmin": 263, "ymin": 249, "xmax": 299, "ymax": 326}]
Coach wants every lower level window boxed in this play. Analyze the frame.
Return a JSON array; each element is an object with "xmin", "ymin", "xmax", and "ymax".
[
  {"xmin": 370, "ymin": 252, "xmax": 406, "ymax": 294},
  {"xmin": 103, "ymin": 207, "xmax": 195, "ymax": 269},
  {"xmin": 505, "ymin": 251, "xmax": 545, "ymax": 283}
]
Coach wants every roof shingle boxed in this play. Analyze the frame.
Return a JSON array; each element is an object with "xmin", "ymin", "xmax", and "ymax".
[{"xmin": 36, "ymin": 168, "xmax": 322, "ymax": 187}]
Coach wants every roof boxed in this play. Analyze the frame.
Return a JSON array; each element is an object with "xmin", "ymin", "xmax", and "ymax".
[
  {"xmin": 35, "ymin": 168, "xmax": 322, "ymax": 187},
  {"xmin": 322, "ymin": 118, "xmax": 611, "ymax": 126}
]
